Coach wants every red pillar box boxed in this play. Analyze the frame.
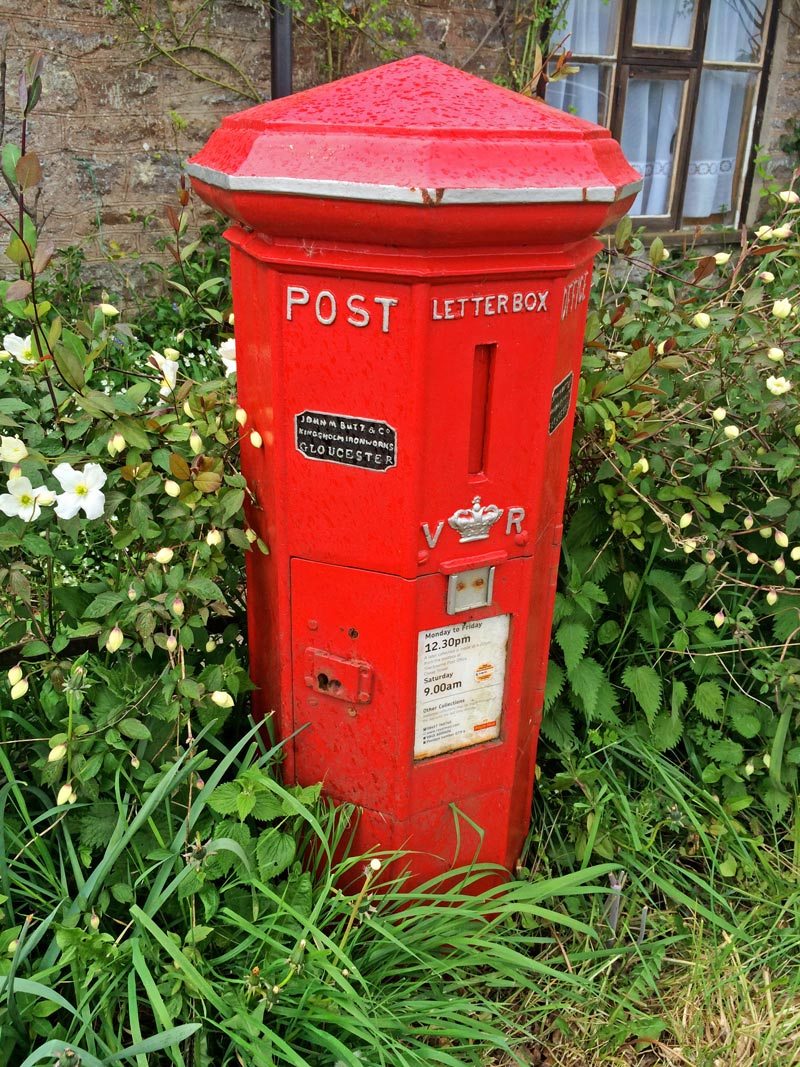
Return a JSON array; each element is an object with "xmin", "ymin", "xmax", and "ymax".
[{"xmin": 188, "ymin": 56, "xmax": 640, "ymax": 884}]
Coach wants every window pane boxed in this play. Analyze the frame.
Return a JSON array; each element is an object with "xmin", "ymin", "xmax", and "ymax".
[
  {"xmin": 633, "ymin": 0, "xmax": 697, "ymax": 49},
  {"xmin": 705, "ymin": 0, "xmax": 768, "ymax": 63},
  {"xmin": 621, "ymin": 77, "xmax": 686, "ymax": 216},
  {"xmin": 546, "ymin": 63, "xmax": 614, "ymax": 126},
  {"xmin": 684, "ymin": 68, "xmax": 758, "ymax": 220},
  {"xmin": 556, "ymin": 0, "xmax": 620, "ymax": 57}
]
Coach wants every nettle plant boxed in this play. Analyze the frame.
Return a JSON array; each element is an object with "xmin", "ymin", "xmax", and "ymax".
[
  {"xmin": 0, "ymin": 56, "xmax": 255, "ymax": 805},
  {"xmin": 543, "ymin": 187, "xmax": 800, "ymax": 855}
]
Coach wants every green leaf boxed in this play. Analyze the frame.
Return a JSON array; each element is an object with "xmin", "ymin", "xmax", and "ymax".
[
  {"xmin": 220, "ymin": 487, "xmax": 245, "ymax": 522},
  {"xmin": 622, "ymin": 665, "xmax": 662, "ymax": 726},
  {"xmin": 118, "ymin": 718, "xmax": 152, "ymax": 740},
  {"xmin": 53, "ymin": 340, "xmax": 86, "ymax": 391},
  {"xmin": 568, "ymin": 657, "xmax": 608, "ymax": 720},
  {"xmin": 250, "ymin": 791, "xmax": 285, "ymax": 821},
  {"xmin": 596, "ymin": 620, "xmax": 620, "ymax": 644},
  {"xmin": 256, "ymin": 829, "xmax": 296, "ymax": 880},
  {"xmin": 651, "ymin": 710, "xmax": 683, "ymax": 751},
  {"xmin": 555, "ymin": 621, "xmax": 589, "ymax": 673},
  {"xmin": 185, "ymin": 576, "xmax": 224, "ymax": 601},
  {"xmin": 694, "ymin": 681, "xmax": 724, "ymax": 721},
  {"xmin": 544, "ymin": 660, "xmax": 565, "ymax": 710},
  {"xmin": 207, "ymin": 782, "xmax": 240, "ymax": 816},
  {"xmin": 709, "ymin": 739, "xmax": 744, "ymax": 766},
  {"xmin": 671, "ymin": 680, "xmax": 688, "ymax": 715},
  {"xmin": 83, "ymin": 590, "xmax": 125, "ymax": 618},
  {"xmin": 194, "ymin": 470, "xmax": 222, "ymax": 494}
]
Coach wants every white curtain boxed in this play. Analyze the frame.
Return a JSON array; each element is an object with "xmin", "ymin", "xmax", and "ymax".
[
  {"xmin": 545, "ymin": 0, "xmax": 618, "ymax": 125},
  {"xmin": 683, "ymin": 0, "xmax": 765, "ymax": 217}
]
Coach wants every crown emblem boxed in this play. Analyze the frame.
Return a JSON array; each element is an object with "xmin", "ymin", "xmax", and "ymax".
[{"xmin": 448, "ymin": 496, "xmax": 503, "ymax": 543}]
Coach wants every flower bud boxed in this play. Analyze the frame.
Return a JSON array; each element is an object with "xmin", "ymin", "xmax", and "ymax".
[
  {"xmin": 764, "ymin": 752, "xmax": 772, "ymax": 768},
  {"xmin": 693, "ymin": 312, "xmax": 711, "ymax": 329},
  {"xmin": 164, "ymin": 347, "xmax": 180, "ymax": 360},
  {"xmin": 759, "ymin": 271, "xmax": 775, "ymax": 283},
  {"xmin": 712, "ymin": 407, "xmax": 727, "ymax": 422},
  {"xmin": 682, "ymin": 539, "xmax": 698, "ymax": 554},
  {"xmin": 773, "ymin": 223, "xmax": 792, "ymax": 240},
  {"xmin": 744, "ymin": 514, "xmax": 754, "ymax": 529},
  {"xmin": 211, "ymin": 690, "xmax": 234, "ymax": 708},
  {"xmin": 189, "ymin": 431, "xmax": 203, "ymax": 455},
  {"xmin": 205, "ymin": 639, "xmax": 216, "ymax": 653},
  {"xmin": 90, "ymin": 912, "xmax": 100, "ymax": 931},
  {"xmin": 7, "ymin": 940, "xmax": 18, "ymax": 954},
  {"xmin": 130, "ymin": 753, "xmax": 140, "ymax": 769},
  {"xmin": 773, "ymin": 299, "xmax": 793, "ymax": 320},
  {"xmin": 154, "ymin": 547, "xmax": 174, "ymax": 565},
  {"xmin": 774, "ymin": 557, "xmax": 786, "ymax": 574},
  {"xmin": 776, "ymin": 530, "xmax": 789, "ymax": 548},
  {"xmin": 164, "ymin": 479, "xmax": 181, "ymax": 498},
  {"xmin": 745, "ymin": 761, "xmax": 755, "ymax": 776},
  {"xmin": 107, "ymin": 432, "xmax": 126, "ymax": 457},
  {"xmin": 766, "ymin": 590, "xmax": 778, "ymax": 606},
  {"xmin": 661, "ymin": 248, "xmax": 670, "ymax": 262},
  {"xmin": 756, "ymin": 225, "xmax": 774, "ymax": 240},
  {"xmin": 128, "ymin": 586, "xmax": 137, "ymax": 601},
  {"xmin": 98, "ymin": 302, "xmax": 119, "ymax": 317},
  {"xmin": 760, "ymin": 526, "xmax": 773, "ymax": 539},
  {"xmin": 48, "ymin": 743, "xmax": 67, "ymax": 762},
  {"xmin": 105, "ymin": 626, "xmax": 124, "ymax": 653},
  {"xmin": 678, "ymin": 512, "xmax": 692, "ymax": 529},
  {"xmin": 10, "ymin": 679, "xmax": 28, "ymax": 700},
  {"xmin": 171, "ymin": 597, "xmax": 185, "ymax": 617},
  {"xmin": 779, "ymin": 189, "xmax": 800, "ymax": 204},
  {"xmin": 183, "ymin": 400, "xmax": 193, "ymax": 418},
  {"xmin": 57, "ymin": 782, "xmax": 73, "ymax": 806},
  {"xmin": 747, "ymin": 552, "xmax": 759, "ymax": 564},
  {"xmin": 791, "ymin": 546, "xmax": 800, "ymax": 561},
  {"xmin": 166, "ymin": 634, "xmax": 178, "ymax": 653},
  {"xmin": 714, "ymin": 252, "xmax": 731, "ymax": 265},
  {"xmin": 656, "ymin": 339, "xmax": 667, "ymax": 356},
  {"xmin": 235, "ymin": 407, "xmax": 247, "ymax": 426},
  {"xmin": 723, "ymin": 425, "xmax": 739, "ymax": 439},
  {"xmin": 713, "ymin": 610, "xmax": 725, "ymax": 628},
  {"xmin": 369, "ymin": 857, "xmax": 382, "ymax": 872},
  {"xmin": 228, "ymin": 312, "xmax": 235, "ymax": 326},
  {"xmin": 767, "ymin": 347, "xmax": 785, "ymax": 362},
  {"xmin": 705, "ymin": 550, "xmax": 716, "ymax": 564},
  {"xmin": 7, "ymin": 665, "xmax": 23, "ymax": 686},
  {"xmin": 250, "ymin": 430, "xmax": 263, "ymax": 449},
  {"xmin": 206, "ymin": 529, "xmax": 223, "ymax": 547}
]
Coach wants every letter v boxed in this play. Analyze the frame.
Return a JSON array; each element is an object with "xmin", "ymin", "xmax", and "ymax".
[{"xmin": 421, "ymin": 521, "xmax": 444, "ymax": 549}]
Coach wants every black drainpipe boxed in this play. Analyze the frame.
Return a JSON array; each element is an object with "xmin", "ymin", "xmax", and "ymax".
[{"xmin": 270, "ymin": 0, "xmax": 293, "ymax": 99}]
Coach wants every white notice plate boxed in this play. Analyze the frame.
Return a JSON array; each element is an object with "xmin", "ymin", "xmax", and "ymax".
[{"xmin": 414, "ymin": 615, "xmax": 510, "ymax": 760}]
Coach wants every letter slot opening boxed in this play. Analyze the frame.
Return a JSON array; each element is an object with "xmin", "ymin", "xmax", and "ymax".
[{"xmin": 468, "ymin": 343, "xmax": 495, "ymax": 476}]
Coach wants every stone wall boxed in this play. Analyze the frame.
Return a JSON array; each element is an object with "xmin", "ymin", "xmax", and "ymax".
[{"xmin": 1, "ymin": 0, "xmax": 798, "ymax": 278}]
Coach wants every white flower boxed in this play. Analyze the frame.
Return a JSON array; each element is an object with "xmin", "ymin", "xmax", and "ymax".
[
  {"xmin": 755, "ymin": 225, "xmax": 774, "ymax": 240},
  {"xmin": 759, "ymin": 271, "xmax": 775, "ymax": 283},
  {"xmin": 0, "ymin": 436, "xmax": 28, "ymax": 463},
  {"xmin": 0, "ymin": 476, "xmax": 54, "ymax": 522},
  {"xmin": 3, "ymin": 333, "xmax": 37, "ymax": 366},
  {"xmin": 712, "ymin": 407, "xmax": 727, "ymax": 422},
  {"xmin": 53, "ymin": 463, "xmax": 107, "ymax": 521},
  {"xmin": 779, "ymin": 189, "xmax": 799, "ymax": 204},
  {"xmin": 723, "ymin": 424, "xmax": 740, "ymax": 439},
  {"xmin": 211, "ymin": 690, "xmax": 234, "ymax": 708},
  {"xmin": 219, "ymin": 338, "xmax": 236, "ymax": 377},
  {"xmin": 714, "ymin": 252, "xmax": 731, "ymax": 265},
  {"xmin": 149, "ymin": 350, "xmax": 179, "ymax": 396},
  {"xmin": 11, "ymin": 678, "xmax": 29, "ymax": 700},
  {"xmin": 105, "ymin": 626, "xmax": 124, "ymax": 653},
  {"xmin": 767, "ymin": 347, "xmax": 784, "ymax": 362},
  {"xmin": 772, "ymin": 224, "xmax": 792, "ymax": 240},
  {"xmin": 693, "ymin": 312, "xmax": 711, "ymax": 329},
  {"xmin": 97, "ymin": 303, "xmax": 119, "ymax": 317},
  {"xmin": 773, "ymin": 299, "xmax": 793, "ymax": 320},
  {"xmin": 766, "ymin": 375, "xmax": 792, "ymax": 396}
]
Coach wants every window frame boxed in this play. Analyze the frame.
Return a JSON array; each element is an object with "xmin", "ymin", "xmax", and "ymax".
[{"xmin": 551, "ymin": 0, "xmax": 780, "ymax": 234}]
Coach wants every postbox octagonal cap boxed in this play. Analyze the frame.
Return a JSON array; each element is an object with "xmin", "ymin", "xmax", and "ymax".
[{"xmin": 188, "ymin": 55, "xmax": 641, "ymax": 247}]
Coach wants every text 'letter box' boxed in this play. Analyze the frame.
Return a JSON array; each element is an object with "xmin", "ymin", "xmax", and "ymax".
[{"xmin": 188, "ymin": 56, "xmax": 641, "ymax": 885}]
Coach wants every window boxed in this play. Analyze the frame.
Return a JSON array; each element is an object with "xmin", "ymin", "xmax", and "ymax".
[{"xmin": 546, "ymin": 0, "xmax": 775, "ymax": 230}]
